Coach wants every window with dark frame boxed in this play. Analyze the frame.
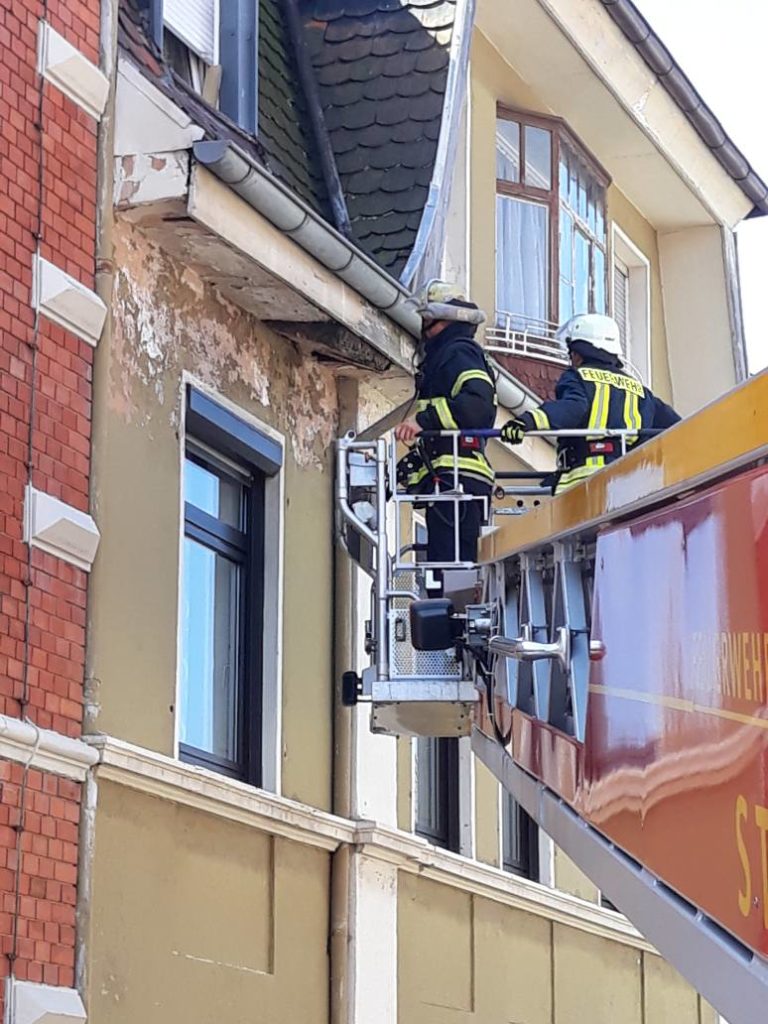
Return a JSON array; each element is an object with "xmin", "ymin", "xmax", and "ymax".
[
  {"xmin": 502, "ymin": 790, "xmax": 539, "ymax": 880},
  {"xmin": 179, "ymin": 388, "xmax": 282, "ymax": 785},
  {"xmin": 415, "ymin": 736, "xmax": 460, "ymax": 852},
  {"xmin": 495, "ymin": 106, "xmax": 609, "ymax": 329}
]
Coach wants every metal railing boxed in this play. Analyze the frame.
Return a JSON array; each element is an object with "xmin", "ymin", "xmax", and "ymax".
[
  {"xmin": 335, "ymin": 425, "xmax": 661, "ymax": 689},
  {"xmin": 485, "ymin": 312, "xmax": 567, "ymax": 365}
]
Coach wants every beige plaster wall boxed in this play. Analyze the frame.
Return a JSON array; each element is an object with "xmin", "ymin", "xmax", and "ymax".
[
  {"xmin": 85, "ymin": 780, "xmax": 330, "ymax": 1024},
  {"xmin": 88, "ymin": 221, "xmax": 336, "ymax": 809},
  {"xmin": 398, "ymin": 873, "xmax": 711, "ymax": 1024}
]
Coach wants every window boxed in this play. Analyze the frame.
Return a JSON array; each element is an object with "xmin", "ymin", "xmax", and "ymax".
[
  {"xmin": 502, "ymin": 791, "xmax": 539, "ymax": 880},
  {"xmin": 179, "ymin": 388, "xmax": 282, "ymax": 784},
  {"xmin": 611, "ymin": 225, "xmax": 651, "ymax": 384},
  {"xmin": 614, "ymin": 256, "xmax": 630, "ymax": 355},
  {"xmin": 496, "ymin": 107, "xmax": 609, "ymax": 329},
  {"xmin": 158, "ymin": 0, "xmax": 258, "ymax": 134},
  {"xmin": 164, "ymin": 0, "xmax": 218, "ymax": 66},
  {"xmin": 416, "ymin": 736, "xmax": 460, "ymax": 851}
]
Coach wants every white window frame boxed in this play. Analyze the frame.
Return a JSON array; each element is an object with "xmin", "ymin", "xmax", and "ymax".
[
  {"xmin": 175, "ymin": 373, "xmax": 285, "ymax": 795},
  {"xmin": 611, "ymin": 224, "xmax": 651, "ymax": 385}
]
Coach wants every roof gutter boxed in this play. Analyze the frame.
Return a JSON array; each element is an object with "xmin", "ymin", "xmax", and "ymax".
[
  {"xmin": 600, "ymin": 0, "xmax": 768, "ymax": 217},
  {"xmin": 192, "ymin": 140, "xmax": 539, "ymax": 416},
  {"xmin": 193, "ymin": 139, "xmax": 423, "ymax": 337}
]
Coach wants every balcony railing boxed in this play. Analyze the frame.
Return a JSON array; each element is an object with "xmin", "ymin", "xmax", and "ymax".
[{"xmin": 485, "ymin": 313, "xmax": 568, "ymax": 366}]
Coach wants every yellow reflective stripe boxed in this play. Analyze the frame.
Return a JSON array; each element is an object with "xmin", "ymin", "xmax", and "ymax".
[
  {"xmin": 579, "ymin": 368, "xmax": 644, "ymax": 396},
  {"xmin": 555, "ymin": 464, "xmax": 599, "ymax": 493},
  {"xmin": 407, "ymin": 454, "xmax": 494, "ymax": 485},
  {"xmin": 432, "ymin": 397, "xmax": 457, "ymax": 430},
  {"xmin": 622, "ymin": 390, "xmax": 642, "ymax": 447},
  {"xmin": 585, "ymin": 382, "xmax": 610, "ymax": 470},
  {"xmin": 415, "ymin": 397, "xmax": 457, "ymax": 429},
  {"xmin": 450, "ymin": 369, "xmax": 494, "ymax": 399},
  {"xmin": 531, "ymin": 407, "xmax": 550, "ymax": 429}
]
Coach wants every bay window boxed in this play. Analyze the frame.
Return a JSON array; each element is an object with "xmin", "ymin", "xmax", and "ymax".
[{"xmin": 495, "ymin": 106, "xmax": 609, "ymax": 330}]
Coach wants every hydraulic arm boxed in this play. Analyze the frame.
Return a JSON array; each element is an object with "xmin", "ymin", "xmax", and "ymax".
[{"xmin": 335, "ymin": 370, "xmax": 768, "ymax": 1023}]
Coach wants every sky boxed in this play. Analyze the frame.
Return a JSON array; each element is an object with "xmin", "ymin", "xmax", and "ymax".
[{"xmin": 633, "ymin": 0, "xmax": 768, "ymax": 373}]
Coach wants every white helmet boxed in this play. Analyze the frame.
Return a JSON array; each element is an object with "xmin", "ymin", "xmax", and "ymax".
[{"xmin": 556, "ymin": 313, "xmax": 622, "ymax": 358}]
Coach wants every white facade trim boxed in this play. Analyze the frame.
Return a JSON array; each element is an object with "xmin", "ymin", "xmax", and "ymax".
[
  {"xmin": 5, "ymin": 979, "xmax": 86, "ymax": 1024},
  {"xmin": 90, "ymin": 736, "xmax": 353, "ymax": 852},
  {"xmin": 37, "ymin": 20, "xmax": 109, "ymax": 120},
  {"xmin": 356, "ymin": 822, "xmax": 656, "ymax": 954},
  {"xmin": 24, "ymin": 485, "xmax": 101, "ymax": 573},
  {"xmin": 458, "ymin": 736, "xmax": 475, "ymax": 859},
  {"xmin": 90, "ymin": 735, "xmax": 658, "ymax": 954},
  {"xmin": 611, "ymin": 223, "xmax": 652, "ymax": 386},
  {"xmin": 115, "ymin": 57, "xmax": 205, "ymax": 156},
  {"xmin": 350, "ymin": 852, "xmax": 398, "ymax": 1024},
  {"xmin": 32, "ymin": 254, "xmax": 107, "ymax": 347},
  {"xmin": 0, "ymin": 714, "xmax": 98, "ymax": 781}
]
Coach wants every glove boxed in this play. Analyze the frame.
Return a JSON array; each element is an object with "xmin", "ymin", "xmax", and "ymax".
[{"xmin": 501, "ymin": 418, "xmax": 527, "ymax": 445}]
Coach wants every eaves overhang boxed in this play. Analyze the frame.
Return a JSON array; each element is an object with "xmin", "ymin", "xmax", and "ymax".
[
  {"xmin": 193, "ymin": 139, "xmax": 422, "ymax": 336},
  {"xmin": 600, "ymin": 0, "xmax": 768, "ymax": 218},
  {"xmin": 476, "ymin": 0, "xmax": 761, "ymax": 230}
]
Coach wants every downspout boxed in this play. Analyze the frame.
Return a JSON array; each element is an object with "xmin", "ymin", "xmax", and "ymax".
[
  {"xmin": 399, "ymin": 0, "xmax": 476, "ymax": 290},
  {"xmin": 722, "ymin": 226, "xmax": 749, "ymax": 381},
  {"xmin": 78, "ymin": 0, "xmax": 119, "ymax": 1002},
  {"xmin": 283, "ymin": 0, "xmax": 352, "ymax": 238},
  {"xmin": 329, "ymin": 378, "xmax": 358, "ymax": 1024}
]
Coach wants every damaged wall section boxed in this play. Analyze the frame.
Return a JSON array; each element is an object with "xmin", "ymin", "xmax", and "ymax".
[{"xmin": 88, "ymin": 219, "xmax": 339, "ymax": 811}]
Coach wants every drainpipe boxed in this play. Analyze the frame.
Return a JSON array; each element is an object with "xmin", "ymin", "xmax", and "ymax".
[
  {"xmin": 77, "ymin": 0, "xmax": 119, "ymax": 1003},
  {"xmin": 282, "ymin": 0, "xmax": 352, "ymax": 238},
  {"xmin": 329, "ymin": 376, "xmax": 358, "ymax": 1024}
]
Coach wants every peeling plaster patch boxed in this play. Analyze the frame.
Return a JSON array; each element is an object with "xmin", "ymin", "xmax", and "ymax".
[
  {"xmin": 632, "ymin": 87, "xmax": 651, "ymax": 120},
  {"xmin": 114, "ymin": 150, "xmax": 189, "ymax": 208},
  {"xmin": 111, "ymin": 222, "xmax": 338, "ymax": 468},
  {"xmin": 359, "ymin": 381, "xmax": 400, "ymax": 433}
]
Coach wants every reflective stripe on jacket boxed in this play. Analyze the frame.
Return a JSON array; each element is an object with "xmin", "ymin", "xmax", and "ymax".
[
  {"xmin": 411, "ymin": 323, "xmax": 497, "ymax": 492},
  {"xmin": 519, "ymin": 360, "xmax": 680, "ymax": 493}
]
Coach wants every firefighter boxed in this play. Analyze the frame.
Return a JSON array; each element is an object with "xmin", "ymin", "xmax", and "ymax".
[
  {"xmin": 394, "ymin": 281, "xmax": 496, "ymax": 578},
  {"xmin": 501, "ymin": 313, "xmax": 680, "ymax": 493}
]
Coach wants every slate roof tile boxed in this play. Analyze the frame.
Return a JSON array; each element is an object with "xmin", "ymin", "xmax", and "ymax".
[{"xmin": 302, "ymin": 0, "xmax": 456, "ymax": 278}]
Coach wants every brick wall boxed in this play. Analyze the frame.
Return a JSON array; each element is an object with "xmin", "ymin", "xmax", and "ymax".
[
  {"xmin": 494, "ymin": 352, "xmax": 563, "ymax": 401},
  {"xmin": 0, "ymin": 0, "xmax": 100, "ymax": 1012},
  {"xmin": 0, "ymin": 762, "xmax": 80, "ymax": 990}
]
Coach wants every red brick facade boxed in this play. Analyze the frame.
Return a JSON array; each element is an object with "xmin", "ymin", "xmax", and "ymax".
[
  {"xmin": 0, "ymin": 0, "xmax": 100, "ymax": 1011},
  {"xmin": 494, "ymin": 353, "xmax": 563, "ymax": 402}
]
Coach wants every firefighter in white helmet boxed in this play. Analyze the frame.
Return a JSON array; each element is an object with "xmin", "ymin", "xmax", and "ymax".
[
  {"xmin": 501, "ymin": 313, "xmax": 680, "ymax": 493},
  {"xmin": 394, "ymin": 281, "xmax": 496, "ymax": 585}
]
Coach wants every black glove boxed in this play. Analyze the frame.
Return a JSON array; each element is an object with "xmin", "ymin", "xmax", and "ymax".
[{"xmin": 501, "ymin": 418, "xmax": 527, "ymax": 445}]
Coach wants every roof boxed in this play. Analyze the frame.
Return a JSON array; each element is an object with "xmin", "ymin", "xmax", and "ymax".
[
  {"xmin": 600, "ymin": 0, "xmax": 768, "ymax": 217},
  {"xmin": 300, "ymin": 0, "xmax": 458, "ymax": 278},
  {"xmin": 118, "ymin": 0, "xmax": 331, "ymax": 217},
  {"xmin": 259, "ymin": 0, "xmax": 330, "ymax": 214}
]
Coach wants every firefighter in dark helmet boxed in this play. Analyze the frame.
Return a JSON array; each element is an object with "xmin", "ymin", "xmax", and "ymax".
[
  {"xmin": 394, "ymin": 281, "xmax": 496, "ymax": 584},
  {"xmin": 501, "ymin": 313, "xmax": 680, "ymax": 493}
]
